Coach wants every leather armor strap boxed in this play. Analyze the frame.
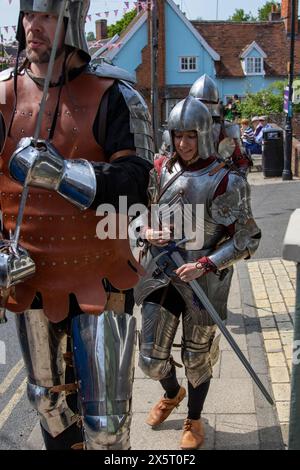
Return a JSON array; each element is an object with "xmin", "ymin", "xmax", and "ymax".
[{"xmin": 209, "ymin": 161, "xmax": 226, "ymax": 176}]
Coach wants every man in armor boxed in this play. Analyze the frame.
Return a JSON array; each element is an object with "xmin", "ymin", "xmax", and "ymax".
[
  {"xmin": 0, "ymin": 0, "xmax": 153, "ymax": 450},
  {"xmin": 134, "ymin": 96, "xmax": 261, "ymax": 449},
  {"xmin": 189, "ymin": 74, "xmax": 251, "ymax": 175}
]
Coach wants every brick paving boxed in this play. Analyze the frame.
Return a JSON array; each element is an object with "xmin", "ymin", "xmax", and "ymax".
[{"xmin": 247, "ymin": 258, "xmax": 296, "ymax": 446}]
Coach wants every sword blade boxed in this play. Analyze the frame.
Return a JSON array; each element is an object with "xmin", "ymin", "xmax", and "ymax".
[{"xmin": 170, "ymin": 250, "xmax": 274, "ymax": 406}]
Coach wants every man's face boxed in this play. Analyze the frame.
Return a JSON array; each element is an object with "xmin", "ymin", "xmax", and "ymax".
[{"xmin": 23, "ymin": 11, "xmax": 65, "ymax": 64}]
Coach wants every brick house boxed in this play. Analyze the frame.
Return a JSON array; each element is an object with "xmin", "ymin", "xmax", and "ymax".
[{"xmin": 97, "ymin": 0, "xmax": 300, "ymax": 130}]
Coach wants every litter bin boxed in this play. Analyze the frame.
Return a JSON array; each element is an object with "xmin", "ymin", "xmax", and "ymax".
[{"xmin": 262, "ymin": 128, "xmax": 284, "ymax": 177}]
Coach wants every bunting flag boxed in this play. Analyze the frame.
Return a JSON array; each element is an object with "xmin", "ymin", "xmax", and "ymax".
[{"xmin": 1, "ymin": 0, "xmax": 154, "ymax": 37}]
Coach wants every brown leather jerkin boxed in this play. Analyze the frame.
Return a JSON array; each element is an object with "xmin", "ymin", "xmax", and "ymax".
[{"xmin": 0, "ymin": 71, "xmax": 144, "ymax": 321}]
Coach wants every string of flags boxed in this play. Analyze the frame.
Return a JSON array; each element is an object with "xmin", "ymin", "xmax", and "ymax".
[{"xmin": 0, "ymin": 0, "xmax": 152, "ymax": 36}]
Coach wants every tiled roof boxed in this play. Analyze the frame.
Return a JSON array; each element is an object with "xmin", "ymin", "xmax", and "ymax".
[{"xmin": 192, "ymin": 20, "xmax": 300, "ymax": 78}]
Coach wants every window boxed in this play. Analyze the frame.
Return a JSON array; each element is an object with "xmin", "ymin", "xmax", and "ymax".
[
  {"xmin": 165, "ymin": 99, "xmax": 181, "ymax": 120},
  {"xmin": 180, "ymin": 56, "xmax": 197, "ymax": 72},
  {"xmin": 245, "ymin": 56, "xmax": 263, "ymax": 75}
]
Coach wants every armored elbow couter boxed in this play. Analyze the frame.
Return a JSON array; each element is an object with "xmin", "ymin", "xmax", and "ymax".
[{"xmin": 9, "ymin": 137, "xmax": 96, "ymax": 210}]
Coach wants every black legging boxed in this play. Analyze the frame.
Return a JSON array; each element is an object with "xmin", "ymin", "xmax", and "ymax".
[{"xmin": 145, "ymin": 285, "xmax": 211, "ymax": 420}]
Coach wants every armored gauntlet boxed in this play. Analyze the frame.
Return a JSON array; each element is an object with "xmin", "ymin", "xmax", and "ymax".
[{"xmin": 9, "ymin": 137, "xmax": 96, "ymax": 210}]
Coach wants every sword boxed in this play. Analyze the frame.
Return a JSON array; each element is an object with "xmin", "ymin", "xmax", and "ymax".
[{"xmin": 152, "ymin": 239, "xmax": 274, "ymax": 406}]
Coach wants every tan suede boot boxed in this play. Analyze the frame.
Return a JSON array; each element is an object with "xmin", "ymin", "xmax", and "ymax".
[
  {"xmin": 180, "ymin": 418, "xmax": 204, "ymax": 450},
  {"xmin": 146, "ymin": 386, "xmax": 186, "ymax": 427}
]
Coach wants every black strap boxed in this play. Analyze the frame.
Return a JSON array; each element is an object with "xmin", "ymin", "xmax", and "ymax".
[{"xmin": 97, "ymin": 88, "xmax": 109, "ymax": 150}]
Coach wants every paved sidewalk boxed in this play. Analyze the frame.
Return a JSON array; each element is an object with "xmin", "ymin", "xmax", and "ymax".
[
  {"xmin": 130, "ymin": 263, "xmax": 284, "ymax": 450},
  {"xmin": 247, "ymin": 258, "xmax": 296, "ymax": 448}
]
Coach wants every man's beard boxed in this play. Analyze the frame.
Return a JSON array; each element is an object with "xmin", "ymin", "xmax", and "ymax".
[{"xmin": 26, "ymin": 44, "xmax": 65, "ymax": 64}]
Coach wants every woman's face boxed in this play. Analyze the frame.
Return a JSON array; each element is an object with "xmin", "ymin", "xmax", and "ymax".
[{"xmin": 173, "ymin": 131, "xmax": 198, "ymax": 162}]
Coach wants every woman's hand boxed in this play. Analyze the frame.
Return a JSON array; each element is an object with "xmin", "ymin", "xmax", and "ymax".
[
  {"xmin": 175, "ymin": 262, "xmax": 205, "ymax": 282},
  {"xmin": 144, "ymin": 227, "xmax": 171, "ymax": 247}
]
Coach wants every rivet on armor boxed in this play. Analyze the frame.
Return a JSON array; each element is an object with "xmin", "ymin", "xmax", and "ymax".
[
  {"xmin": 52, "ymin": 262, "xmax": 56, "ymax": 266},
  {"xmin": 72, "ymin": 236, "xmax": 76, "ymax": 241},
  {"xmin": 83, "ymin": 235, "xmax": 87, "ymax": 240},
  {"xmin": 61, "ymin": 217, "xmax": 65, "ymax": 221},
  {"xmin": 29, "ymin": 216, "xmax": 32, "ymax": 220},
  {"xmin": 40, "ymin": 237, "xmax": 44, "ymax": 241},
  {"xmin": 29, "ymin": 112, "xmax": 32, "ymax": 116},
  {"xmin": 38, "ymin": 195, "xmax": 42, "ymax": 199},
  {"xmin": 74, "ymin": 260, "xmax": 78, "ymax": 264},
  {"xmin": 74, "ymin": 146, "xmax": 78, "ymax": 150},
  {"xmin": 49, "ymin": 194, "xmax": 52, "ymax": 198},
  {"xmin": 30, "ymin": 236, "xmax": 33, "ymax": 240},
  {"xmin": 73, "ymin": 127, "xmax": 78, "ymax": 132},
  {"xmin": 41, "ymin": 262, "xmax": 46, "ymax": 266},
  {"xmin": 39, "ymin": 216, "xmax": 43, "ymax": 220},
  {"xmin": 96, "ymin": 255, "xmax": 100, "ymax": 259},
  {"xmin": 61, "ymin": 237, "xmax": 65, "ymax": 241},
  {"xmin": 64, "ymin": 261, "xmax": 68, "ymax": 265},
  {"xmin": 72, "ymin": 216, "xmax": 76, "ymax": 220},
  {"xmin": 50, "ymin": 237, "xmax": 55, "ymax": 241},
  {"xmin": 21, "ymin": 129, "xmax": 25, "ymax": 134}
]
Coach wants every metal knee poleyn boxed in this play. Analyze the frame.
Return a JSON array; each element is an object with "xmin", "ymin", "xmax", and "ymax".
[
  {"xmin": 139, "ymin": 302, "xmax": 179, "ymax": 380},
  {"xmin": 72, "ymin": 311, "xmax": 136, "ymax": 450},
  {"xmin": 182, "ymin": 323, "xmax": 218, "ymax": 388}
]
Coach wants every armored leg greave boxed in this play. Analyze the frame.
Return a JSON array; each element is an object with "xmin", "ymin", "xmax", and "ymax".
[
  {"xmin": 181, "ymin": 312, "xmax": 220, "ymax": 388},
  {"xmin": 71, "ymin": 311, "xmax": 136, "ymax": 450},
  {"xmin": 139, "ymin": 302, "xmax": 180, "ymax": 380},
  {"xmin": 15, "ymin": 310, "xmax": 76, "ymax": 438}
]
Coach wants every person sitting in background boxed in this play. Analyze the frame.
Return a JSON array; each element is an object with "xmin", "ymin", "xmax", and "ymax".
[
  {"xmin": 241, "ymin": 118, "xmax": 255, "ymax": 154},
  {"xmin": 250, "ymin": 116, "xmax": 263, "ymax": 154},
  {"xmin": 255, "ymin": 116, "xmax": 272, "ymax": 145}
]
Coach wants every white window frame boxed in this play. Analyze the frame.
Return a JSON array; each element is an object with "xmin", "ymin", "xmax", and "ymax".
[
  {"xmin": 242, "ymin": 56, "xmax": 264, "ymax": 76},
  {"xmin": 179, "ymin": 56, "xmax": 198, "ymax": 72},
  {"xmin": 165, "ymin": 98, "xmax": 181, "ymax": 121}
]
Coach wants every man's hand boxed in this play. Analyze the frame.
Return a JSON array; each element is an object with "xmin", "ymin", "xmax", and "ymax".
[
  {"xmin": 175, "ymin": 262, "xmax": 206, "ymax": 282},
  {"xmin": 144, "ymin": 227, "xmax": 171, "ymax": 247}
]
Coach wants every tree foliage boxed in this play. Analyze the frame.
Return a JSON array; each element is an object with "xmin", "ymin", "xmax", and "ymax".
[
  {"xmin": 237, "ymin": 81, "xmax": 300, "ymax": 117},
  {"xmin": 107, "ymin": 9, "xmax": 137, "ymax": 38},
  {"xmin": 86, "ymin": 31, "xmax": 95, "ymax": 41},
  {"xmin": 257, "ymin": 1, "xmax": 281, "ymax": 21},
  {"xmin": 228, "ymin": 1, "xmax": 281, "ymax": 22},
  {"xmin": 228, "ymin": 8, "xmax": 256, "ymax": 22}
]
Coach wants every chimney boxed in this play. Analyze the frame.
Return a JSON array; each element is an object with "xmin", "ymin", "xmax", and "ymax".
[
  {"xmin": 281, "ymin": 0, "xmax": 298, "ymax": 34},
  {"xmin": 96, "ymin": 19, "xmax": 108, "ymax": 41},
  {"xmin": 269, "ymin": 3, "xmax": 281, "ymax": 21}
]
